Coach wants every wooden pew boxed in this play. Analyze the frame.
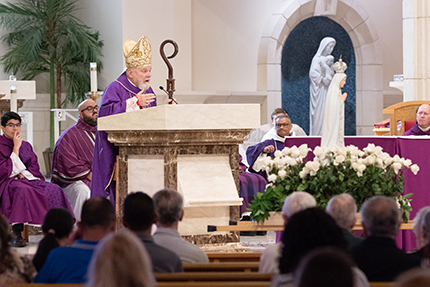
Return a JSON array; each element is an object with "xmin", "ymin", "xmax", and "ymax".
[
  {"xmin": 155, "ymin": 272, "xmax": 272, "ymax": 282},
  {"xmin": 207, "ymin": 252, "xmax": 261, "ymax": 262},
  {"xmin": 183, "ymin": 262, "xmax": 260, "ymax": 272},
  {"xmin": 369, "ymin": 282, "xmax": 395, "ymax": 287},
  {"xmin": 157, "ymin": 282, "xmax": 270, "ymax": 287}
]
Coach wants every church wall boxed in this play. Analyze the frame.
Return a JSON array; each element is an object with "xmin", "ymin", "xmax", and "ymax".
[{"xmin": 0, "ymin": 0, "xmax": 405, "ymax": 172}]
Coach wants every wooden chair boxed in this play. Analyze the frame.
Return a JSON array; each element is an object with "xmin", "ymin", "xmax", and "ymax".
[
  {"xmin": 207, "ymin": 252, "xmax": 261, "ymax": 263},
  {"xmin": 382, "ymin": 100, "xmax": 430, "ymax": 135},
  {"xmin": 369, "ymin": 282, "xmax": 395, "ymax": 287}
]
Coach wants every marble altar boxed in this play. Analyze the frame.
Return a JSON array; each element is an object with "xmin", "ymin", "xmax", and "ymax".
[{"xmin": 98, "ymin": 104, "xmax": 260, "ymax": 235}]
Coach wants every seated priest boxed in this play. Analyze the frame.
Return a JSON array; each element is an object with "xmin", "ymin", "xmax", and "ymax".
[
  {"xmin": 403, "ymin": 104, "xmax": 430, "ymax": 136},
  {"xmin": 51, "ymin": 99, "xmax": 98, "ymax": 221},
  {"xmin": 261, "ymin": 107, "xmax": 306, "ymax": 141},
  {"xmin": 0, "ymin": 112, "xmax": 74, "ymax": 247},
  {"xmin": 246, "ymin": 114, "xmax": 292, "ymax": 179}
]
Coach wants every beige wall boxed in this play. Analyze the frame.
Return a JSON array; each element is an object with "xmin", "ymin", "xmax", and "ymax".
[{"xmin": 0, "ymin": 0, "xmax": 405, "ymax": 172}]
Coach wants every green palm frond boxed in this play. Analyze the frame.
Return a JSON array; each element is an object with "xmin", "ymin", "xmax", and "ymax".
[{"xmin": 0, "ymin": 0, "xmax": 103, "ymax": 149}]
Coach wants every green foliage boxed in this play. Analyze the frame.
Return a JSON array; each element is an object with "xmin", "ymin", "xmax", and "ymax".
[
  {"xmin": 248, "ymin": 144, "xmax": 417, "ymax": 223},
  {"xmin": 0, "ymin": 0, "xmax": 104, "ymax": 149}
]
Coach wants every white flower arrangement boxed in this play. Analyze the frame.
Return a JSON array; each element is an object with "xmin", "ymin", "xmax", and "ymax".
[{"xmin": 249, "ymin": 143, "xmax": 418, "ymax": 223}]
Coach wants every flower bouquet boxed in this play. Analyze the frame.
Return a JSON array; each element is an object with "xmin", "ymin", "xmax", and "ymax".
[{"xmin": 248, "ymin": 143, "xmax": 419, "ymax": 223}]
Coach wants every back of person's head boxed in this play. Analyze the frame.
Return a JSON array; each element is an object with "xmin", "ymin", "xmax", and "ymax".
[
  {"xmin": 33, "ymin": 208, "xmax": 74, "ymax": 271},
  {"xmin": 394, "ymin": 268, "xmax": 430, "ymax": 287},
  {"xmin": 86, "ymin": 232, "xmax": 155, "ymax": 287},
  {"xmin": 326, "ymin": 193, "xmax": 357, "ymax": 230},
  {"xmin": 81, "ymin": 197, "xmax": 115, "ymax": 229},
  {"xmin": 279, "ymin": 207, "xmax": 346, "ymax": 274},
  {"xmin": 0, "ymin": 215, "xmax": 14, "ymax": 272},
  {"xmin": 282, "ymin": 191, "xmax": 316, "ymax": 218},
  {"xmin": 361, "ymin": 196, "xmax": 400, "ymax": 237},
  {"xmin": 153, "ymin": 189, "xmax": 183, "ymax": 226},
  {"xmin": 294, "ymin": 247, "xmax": 354, "ymax": 287},
  {"xmin": 123, "ymin": 192, "xmax": 155, "ymax": 231},
  {"xmin": 1, "ymin": 111, "xmax": 21, "ymax": 126},
  {"xmin": 413, "ymin": 206, "xmax": 430, "ymax": 248}
]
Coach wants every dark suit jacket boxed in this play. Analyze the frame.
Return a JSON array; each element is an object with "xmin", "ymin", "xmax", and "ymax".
[{"xmin": 352, "ymin": 236, "xmax": 420, "ymax": 281}]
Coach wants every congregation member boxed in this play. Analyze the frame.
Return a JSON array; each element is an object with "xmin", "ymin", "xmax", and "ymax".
[
  {"xmin": 351, "ymin": 196, "xmax": 420, "ymax": 282},
  {"xmin": 261, "ymin": 108, "xmax": 306, "ymax": 141},
  {"xmin": 411, "ymin": 206, "xmax": 430, "ymax": 265},
  {"xmin": 326, "ymin": 193, "xmax": 363, "ymax": 249},
  {"xmin": 403, "ymin": 104, "xmax": 430, "ymax": 135},
  {"xmin": 270, "ymin": 208, "xmax": 369, "ymax": 287},
  {"xmin": 152, "ymin": 189, "xmax": 209, "ymax": 264},
  {"xmin": 86, "ymin": 232, "xmax": 155, "ymax": 287},
  {"xmin": 0, "ymin": 111, "xmax": 73, "ymax": 247},
  {"xmin": 92, "ymin": 34, "xmax": 174, "ymax": 204},
  {"xmin": 294, "ymin": 247, "xmax": 354, "ymax": 287},
  {"xmin": 33, "ymin": 208, "xmax": 74, "ymax": 271},
  {"xmin": 259, "ymin": 191, "xmax": 316, "ymax": 274},
  {"xmin": 51, "ymin": 99, "xmax": 98, "ymax": 221},
  {"xmin": 0, "ymin": 214, "xmax": 36, "ymax": 284},
  {"xmin": 123, "ymin": 192, "xmax": 183, "ymax": 272},
  {"xmin": 246, "ymin": 114, "xmax": 291, "ymax": 178},
  {"xmin": 34, "ymin": 197, "xmax": 116, "ymax": 283}
]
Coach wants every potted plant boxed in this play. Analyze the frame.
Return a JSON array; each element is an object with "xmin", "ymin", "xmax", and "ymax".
[{"xmin": 248, "ymin": 143, "xmax": 419, "ymax": 223}]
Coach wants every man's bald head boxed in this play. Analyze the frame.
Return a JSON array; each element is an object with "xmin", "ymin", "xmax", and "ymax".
[{"xmin": 417, "ymin": 104, "xmax": 430, "ymax": 129}]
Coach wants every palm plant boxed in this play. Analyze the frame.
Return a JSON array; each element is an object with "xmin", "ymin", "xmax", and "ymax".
[{"xmin": 0, "ymin": 0, "xmax": 103, "ymax": 149}]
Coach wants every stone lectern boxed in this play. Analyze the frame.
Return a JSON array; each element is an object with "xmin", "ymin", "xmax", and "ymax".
[{"xmin": 98, "ymin": 104, "xmax": 260, "ymax": 235}]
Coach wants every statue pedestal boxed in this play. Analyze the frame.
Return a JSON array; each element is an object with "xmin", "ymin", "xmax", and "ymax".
[{"xmin": 98, "ymin": 104, "xmax": 260, "ymax": 236}]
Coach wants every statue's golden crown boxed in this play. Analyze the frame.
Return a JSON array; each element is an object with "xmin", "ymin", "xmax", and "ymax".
[{"xmin": 334, "ymin": 57, "xmax": 347, "ymax": 73}]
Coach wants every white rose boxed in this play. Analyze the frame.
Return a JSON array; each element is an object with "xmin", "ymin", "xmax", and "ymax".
[
  {"xmin": 286, "ymin": 157, "xmax": 297, "ymax": 166},
  {"xmin": 263, "ymin": 156, "xmax": 271, "ymax": 166},
  {"xmin": 357, "ymin": 158, "xmax": 364, "ymax": 165},
  {"xmin": 299, "ymin": 144, "xmax": 310, "ymax": 157},
  {"xmin": 357, "ymin": 171, "xmax": 363, "ymax": 177},
  {"xmin": 310, "ymin": 170, "xmax": 317, "ymax": 176},
  {"xmin": 411, "ymin": 164, "xmax": 420, "ymax": 175},
  {"xmin": 374, "ymin": 146, "xmax": 383, "ymax": 155},
  {"xmin": 282, "ymin": 147, "xmax": 291, "ymax": 156},
  {"xmin": 268, "ymin": 174, "xmax": 277, "ymax": 182},
  {"xmin": 403, "ymin": 159, "xmax": 412, "ymax": 167},
  {"xmin": 314, "ymin": 146, "xmax": 324, "ymax": 158},
  {"xmin": 335, "ymin": 155, "xmax": 345, "ymax": 164},
  {"xmin": 299, "ymin": 170, "xmax": 308, "ymax": 178},
  {"xmin": 366, "ymin": 156, "xmax": 375, "ymax": 165},
  {"xmin": 364, "ymin": 143, "xmax": 376, "ymax": 153},
  {"xmin": 278, "ymin": 169, "xmax": 287, "ymax": 178},
  {"xmin": 337, "ymin": 147, "xmax": 347, "ymax": 157},
  {"xmin": 291, "ymin": 148, "xmax": 301, "ymax": 158},
  {"xmin": 274, "ymin": 150, "xmax": 282, "ymax": 158},
  {"xmin": 393, "ymin": 162, "xmax": 402, "ymax": 174},
  {"xmin": 357, "ymin": 164, "xmax": 366, "ymax": 172},
  {"xmin": 376, "ymin": 158, "xmax": 383, "ymax": 168},
  {"xmin": 384, "ymin": 157, "xmax": 393, "ymax": 166},
  {"xmin": 393, "ymin": 155, "xmax": 401, "ymax": 163}
]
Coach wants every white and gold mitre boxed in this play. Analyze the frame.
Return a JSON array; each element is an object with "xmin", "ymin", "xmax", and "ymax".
[
  {"xmin": 334, "ymin": 58, "xmax": 347, "ymax": 73},
  {"xmin": 123, "ymin": 35, "xmax": 152, "ymax": 69}
]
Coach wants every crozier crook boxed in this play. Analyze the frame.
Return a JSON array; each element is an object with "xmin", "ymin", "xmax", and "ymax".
[{"xmin": 160, "ymin": 39, "xmax": 179, "ymax": 104}]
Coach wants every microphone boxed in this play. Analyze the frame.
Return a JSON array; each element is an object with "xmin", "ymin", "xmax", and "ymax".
[{"xmin": 159, "ymin": 86, "xmax": 178, "ymax": 104}]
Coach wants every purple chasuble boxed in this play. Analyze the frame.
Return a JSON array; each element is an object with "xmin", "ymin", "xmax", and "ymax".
[
  {"xmin": 52, "ymin": 118, "xmax": 96, "ymax": 188},
  {"xmin": 0, "ymin": 135, "xmax": 74, "ymax": 224},
  {"xmin": 402, "ymin": 122, "xmax": 430, "ymax": 136},
  {"xmin": 246, "ymin": 139, "xmax": 285, "ymax": 180},
  {"xmin": 91, "ymin": 72, "xmax": 157, "ymax": 204},
  {"xmin": 238, "ymin": 154, "xmax": 267, "ymax": 214}
]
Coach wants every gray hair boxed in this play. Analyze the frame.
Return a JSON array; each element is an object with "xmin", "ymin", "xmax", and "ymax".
[
  {"xmin": 152, "ymin": 189, "xmax": 183, "ymax": 226},
  {"xmin": 361, "ymin": 196, "xmax": 400, "ymax": 237},
  {"xmin": 326, "ymin": 194, "xmax": 357, "ymax": 230},
  {"xmin": 413, "ymin": 206, "xmax": 430, "ymax": 239},
  {"xmin": 282, "ymin": 191, "xmax": 316, "ymax": 218}
]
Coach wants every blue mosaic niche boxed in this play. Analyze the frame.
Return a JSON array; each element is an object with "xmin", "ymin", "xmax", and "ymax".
[{"xmin": 281, "ymin": 16, "xmax": 356, "ymax": 136}]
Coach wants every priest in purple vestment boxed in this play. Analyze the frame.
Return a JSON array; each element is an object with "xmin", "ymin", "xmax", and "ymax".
[
  {"xmin": 51, "ymin": 99, "xmax": 97, "ymax": 221},
  {"xmin": 403, "ymin": 104, "xmax": 430, "ymax": 136},
  {"xmin": 246, "ymin": 115, "xmax": 292, "ymax": 179},
  {"xmin": 0, "ymin": 112, "xmax": 74, "ymax": 247},
  {"xmin": 91, "ymin": 35, "xmax": 174, "ymax": 204}
]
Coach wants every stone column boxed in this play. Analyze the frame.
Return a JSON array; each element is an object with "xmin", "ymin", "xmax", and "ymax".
[{"xmin": 403, "ymin": 0, "xmax": 430, "ymax": 101}]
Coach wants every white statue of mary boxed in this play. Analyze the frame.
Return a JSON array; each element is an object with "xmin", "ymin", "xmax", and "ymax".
[
  {"xmin": 321, "ymin": 58, "xmax": 348, "ymax": 148},
  {"xmin": 309, "ymin": 37, "xmax": 336, "ymax": 136}
]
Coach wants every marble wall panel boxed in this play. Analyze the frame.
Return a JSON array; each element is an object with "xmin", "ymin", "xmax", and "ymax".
[{"xmin": 128, "ymin": 155, "xmax": 164, "ymax": 196}]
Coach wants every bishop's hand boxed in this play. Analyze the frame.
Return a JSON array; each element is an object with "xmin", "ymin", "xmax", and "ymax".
[
  {"xmin": 263, "ymin": 145, "xmax": 275, "ymax": 154},
  {"xmin": 136, "ymin": 90, "xmax": 156, "ymax": 108}
]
